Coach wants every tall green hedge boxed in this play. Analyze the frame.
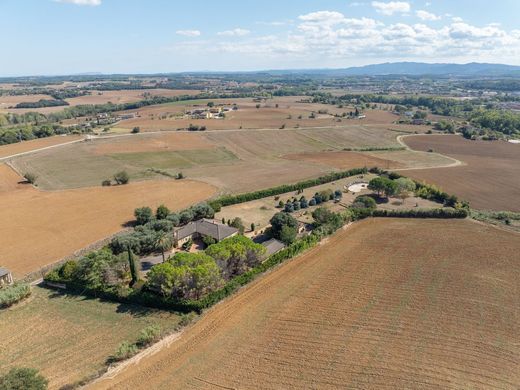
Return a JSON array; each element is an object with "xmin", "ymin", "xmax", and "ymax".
[{"xmin": 208, "ymin": 167, "xmax": 368, "ymax": 211}]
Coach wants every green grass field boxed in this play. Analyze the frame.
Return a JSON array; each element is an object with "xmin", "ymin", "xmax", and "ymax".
[
  {"xmin": 0, "ymin": 287, "xmax": 182, "ymax": 389},
  {"xmin": 11, "ymin": 145, "xmax": 237, "ymax": 190}
]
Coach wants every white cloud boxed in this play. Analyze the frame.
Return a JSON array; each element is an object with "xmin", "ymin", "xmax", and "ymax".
[
  {"xmin": 176, "ymin": 30, "xmax": 201, "ymax": 37},
  {"xmin": 217, "ymin": 28, "xmax": 250, "ymax": 37},
  {"xmin": 416, "ymin": 10, "xmax": 441, "ymax": 21},
  {"xmin": 372, "ymin": 1, "xmax": 411, "ymax": 15},
  {"xmin": 452, "ymin": 16, "xmax": 464, "ymax": 22},
  {"xmin": 170, "ymin": 10, "xmax": 520, "ymax": 65},
  {"xmin": 54, "ymin": 0, "xmax": 101, "ymax": 5}
]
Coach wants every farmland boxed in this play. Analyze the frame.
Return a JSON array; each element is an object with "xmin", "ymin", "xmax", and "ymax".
[
  {"xmin": 0, "ymin": 286, "xmax": 182, "ymax": 390},
  {"xmin": 9, "ymin": 126, "xmax": 453, "ymax": 192},
  {"xmin": 0, "ymin": 134, "xmax": 83, "ymax": 158},
  {"xmin": 0, "ymin": 163, "xmax": 215, "ymax": 277},
  {"xmin": 92, "ymin": 218, "xmax": 520, "ymax": 389},
  {"xmin": 403, "ymin": 135, "xmax": 520, "ymax": 211}
]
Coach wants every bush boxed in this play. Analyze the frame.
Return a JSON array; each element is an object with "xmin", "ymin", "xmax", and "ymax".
[
  {"xmin": 0, "ymin": 367, "xmax": 48, "ymax": 390},
  {"xmin": 114, "ymin": 170, "xmax": 130, "ymax": 185},
  {"xmin": 156, "ymin": 204, "xmax": 170, "ymax": 220},
  {"xmin": 352, "ymin": 195, "xmax": 377, "ymax": 210},
  {"xmin": 131, "ymin": 126, "xmax": 140, "ymax": 134},
  {"xmin": 0, "ymin": 284, "xmax": 31, "ymax": 309},
  {"xmin": 134, "ymin": 207, "xmax": 153, "ymax": 225},
  {"xmin": 136, "ymin": 324, "xmax": 161, "ymax": 347},
  {"xmin": 101, "ymin": 179, "xmax": 112, "ymax": 186},
  {"xmin": 23, "ymin": 172, "xmax": 37, "ymax": 185},
  {"xmin": 111, "ymin": 341, "xmax": 139, "ymax": 362}
]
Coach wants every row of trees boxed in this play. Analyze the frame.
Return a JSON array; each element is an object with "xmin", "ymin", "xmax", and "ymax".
[{"xmin": 209, "ymin": 168, "xmax": 367, "ymax": 210}]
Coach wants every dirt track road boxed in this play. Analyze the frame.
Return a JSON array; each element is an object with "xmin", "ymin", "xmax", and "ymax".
[{"xmin": 91, "ymin": 218, "xmax": 520, "ymax": 390}]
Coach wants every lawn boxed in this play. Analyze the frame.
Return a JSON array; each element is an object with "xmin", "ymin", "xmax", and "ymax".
[{"xmin": 0, "ymin": 287, "xmax": 183, "ymax": 390}]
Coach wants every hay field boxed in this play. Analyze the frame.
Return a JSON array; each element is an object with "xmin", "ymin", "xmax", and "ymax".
[
  {"xmin": 92, "ymin": 218, "xmax": 520, "ymax": 390},
  {"xmin": 0, "ymin": 164, "xmax": 215, "ymax": 277},
  {"xmin": 403, "ymin": 135, "xmax": 520, "ymax": 211},
  {"xmin": 0, "ymin": 93, "xmax": 54, "ymax": 107},
  {"xmin": 0, "ymin": 134, "xmax": 83, "ymax": 158},
  {"xmin": 0, "ymin": 287, "xmax": 181, "ymax": 390}
]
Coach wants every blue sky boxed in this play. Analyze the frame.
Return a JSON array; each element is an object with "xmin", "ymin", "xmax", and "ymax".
[{"xmin": 1, "ymin": 0, "xmax": 519, "ymax": 76}]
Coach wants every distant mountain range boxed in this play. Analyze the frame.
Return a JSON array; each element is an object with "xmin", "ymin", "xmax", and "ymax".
[{"xmin": 266, "ymin": 62, "xmax": 520, "ymax": 77}]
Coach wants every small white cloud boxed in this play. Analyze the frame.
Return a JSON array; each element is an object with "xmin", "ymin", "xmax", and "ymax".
[
  {"xmin": 217, "ymin": 28, "xmax": 251, "ymax": 37},
  {"xmin": 452, "ymin": 16, "xmax": 464, "ymax": 22},
  {"xmin": 176, "ymin": 30, "xmax": 201, "ymax": 37},
  {"xmin": 416, "ymin": 10, "xmax": 441, "ymax": 21},
  {"xmin": 54, "ymin": 0, "xmax": 101, "ymax": 5},
  {"xmin": 372, "ymin": 1, "xmax": 410, "ymax": 15}
]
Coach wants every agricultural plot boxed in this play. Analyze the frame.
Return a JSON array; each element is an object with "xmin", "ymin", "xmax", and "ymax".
[
  {"xmin": 0, "ymin": 287, "xmax": 181, "ymax": 390},
  {"xmin": 9, "ymin": 126, "xmax": 449, "ymax": 193},
  {"xmin": 0, "ymin": 134, "xmax": 83, "ymax": 159},
  {"xmin": 92, "ymin": 218, "xmax": 520, "ymax": 390},
  {"xmin": 403, "ymin": 135, "xmax": 520, "ymax": 211},
  {"xmin": 115, "ymin": 97, "xmax": 404, "ymax": 132},
  {"xmin": 0, "ymin": 163, "xmax": 215, "ymax": 277}
]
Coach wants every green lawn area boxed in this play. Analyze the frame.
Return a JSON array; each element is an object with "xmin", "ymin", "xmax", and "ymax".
[{"xmin": 0, "ymin": 287, "xmax": 182, "ymax": 389}]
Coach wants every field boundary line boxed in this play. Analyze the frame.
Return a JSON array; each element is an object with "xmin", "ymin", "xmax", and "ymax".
[
  {"xmin": 393, "ymin": 134, "xmax": 465, "ymax": 171},
  {"xmin": 0, "ymin": 137, "xmax": 86, "ymax": 161}
]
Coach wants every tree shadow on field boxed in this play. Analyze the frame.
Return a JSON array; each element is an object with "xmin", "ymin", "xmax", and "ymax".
[{"xmin": 45, "ymin": 286, "xmax": 167, "ymax": 318}]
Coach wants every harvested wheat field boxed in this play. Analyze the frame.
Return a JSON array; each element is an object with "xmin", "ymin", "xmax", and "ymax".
[
  {"xmin": 0, "ymin": 164, "xmax": 215, "ymax": 277},
  {"xmin": 0, "ymin": 135, "xmax": 83, "ymax": 159},
  {"xmin": 91, "ymin": 132, "xmax": 214, "ymax": 155},
  {"xmin": 403, "ymin": 135, "xmax": 520, "ymax": 211},
  {"xmin": 284, "ymin": 151, "xmax": 404, "ymax": 170},
  {"xmin": 92, "ymin": 218, "xmax": 520, "ymax": 390},
  {"xmin": 64, "ymin": 89, "xmax": 200, "ymax": 106}
]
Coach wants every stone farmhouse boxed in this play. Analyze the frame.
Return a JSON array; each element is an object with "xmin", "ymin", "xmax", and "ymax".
[{"xmin": 173, "ymin": 219, "xmax": 239, "ymax": 248}]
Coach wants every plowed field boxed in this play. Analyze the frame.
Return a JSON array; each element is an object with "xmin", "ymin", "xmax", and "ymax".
[
  {"xmin": 92, "ymin": 218, "xmax": 520, "ymax": 390},
  {"xmin": 403, "ymin": 135, "xmax": 520, "ymax": 211}
]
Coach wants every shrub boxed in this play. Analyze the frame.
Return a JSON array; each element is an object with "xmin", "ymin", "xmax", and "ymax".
[
  {"xmin": 0, "ymin": 367, "xmax": 48, "ymax": 390},
  {"xmin": 131, "ymin": 126, "xmax": 140, "ymax": 134},
  {"xmin": 372, "ymin": 208, "xmax": 468, "ymax": 219},
  {"xmin": 111, "ymin": 341, "xmax": 139, "ymax": 362},
  {"xmin": 134, "ymin": 207, "xmax": 153, "ymax": 225},
  {"xmin": 352, "ymin": 195, "xmax": 377, "ymax": 210},
  {"xmin": 0, "ymin": 284, "xmax": 31, "ymax": 309},
  {"xmin": 101, "ymin": 179, "xmax": 112, "ymax": 186},
  {"xmin": 136, "ymin": 324, "xmax": 161, "ymax": 347},
  {"xmin": 23, "ymin": 172, "xmax": 37, "ymax": 185},
  {"xmin": 113, "ymin": 170, "xmax": 130, "ymax": 185},
  {"xmin": 156, "ymin": 204, "xmax": 170, "ymax": 220}
]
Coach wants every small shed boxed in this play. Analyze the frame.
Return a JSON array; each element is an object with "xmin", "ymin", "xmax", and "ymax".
[{"xmin": 0, "ymin": 267, "xmax": 13, "ymax": 287}]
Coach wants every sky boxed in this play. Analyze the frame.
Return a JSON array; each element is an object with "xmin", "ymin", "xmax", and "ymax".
[{"xmin": 1, "ymin": 0, "xmax": 520, "ymax": 76}]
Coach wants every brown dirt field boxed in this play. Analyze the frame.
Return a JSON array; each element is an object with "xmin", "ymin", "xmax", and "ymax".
[
  {"xmin": 65, "ymin": 89, "xmax": 200, "ymax": 106},
  {"xmin": 90, "ymin": 132, "xmax": 215, "ymax": 155},
  {"xmin": 0, "ymin": 93, "xmax": 54, "ymax": 107},
  {"xmin": 0, "ymin": 135, "xmax": 83, "ymax": 158},
  {"xmin": 0, "ymin": 164, "xmax": 215, "ymax": 277},
  {"xmin": 116, "ymin": 97, "xmax": 406, "ymax": 132},
  {"xmin": 403, "ymin": 135, "xmax": 520, "ymax": 211},
  {"xmin": 92, "ymin": 218, "xmax": 520, "ymax": 390},
  {"xmin": 284, "ymin": 151, "xmax": 404, "ymax": 170}
]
